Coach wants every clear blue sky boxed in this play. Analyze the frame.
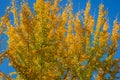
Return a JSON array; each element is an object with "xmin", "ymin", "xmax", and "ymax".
[{"xmin": 0, "ymin": 0, "xmax": 120, "ymax": 79}]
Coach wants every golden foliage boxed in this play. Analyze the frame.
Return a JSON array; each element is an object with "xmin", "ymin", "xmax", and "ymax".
[{"xmin": 0, "ymin": 0, "xmax": 120, "ymax": 80}]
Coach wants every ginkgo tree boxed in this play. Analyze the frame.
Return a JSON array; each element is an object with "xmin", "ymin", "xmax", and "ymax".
[{"xmin": 0, "ymin": 0, "xmax": 120, "ymax": 80}]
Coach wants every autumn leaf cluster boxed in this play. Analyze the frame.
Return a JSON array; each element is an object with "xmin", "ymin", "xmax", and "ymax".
[{"xmin": 0, "ymin": 0, "xmax": 120, "ymax": 80}]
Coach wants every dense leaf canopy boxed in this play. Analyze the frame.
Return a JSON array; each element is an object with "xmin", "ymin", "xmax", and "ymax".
[{"xmin": 0, "ymin": 0, "xmax": 120, "ymax": 80}]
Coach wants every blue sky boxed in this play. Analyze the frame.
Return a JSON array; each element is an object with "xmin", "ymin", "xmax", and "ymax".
[{"xmin": 0, "ymin": 0, "xmax": 120, "ymax": 79}]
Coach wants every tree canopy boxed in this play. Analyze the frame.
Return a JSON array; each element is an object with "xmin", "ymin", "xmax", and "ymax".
[{"xmin": 0, "ymin": 0, "xmax": 120, "ymax": 80}]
